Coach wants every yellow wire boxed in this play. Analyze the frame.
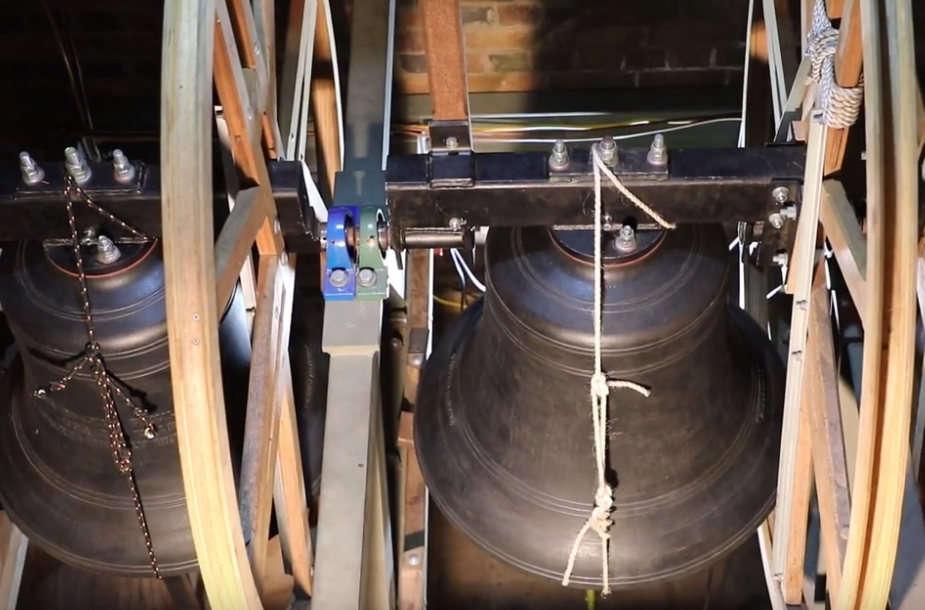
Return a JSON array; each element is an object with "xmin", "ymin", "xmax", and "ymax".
[{"xmin": 433, "ymin": 296, "xmax": 464, "ymax": 309}]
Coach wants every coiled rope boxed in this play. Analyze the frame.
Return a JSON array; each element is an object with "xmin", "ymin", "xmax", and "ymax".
[{"xmin": 806, "ymin": 0, "xmax": 863, "ymax": 129}]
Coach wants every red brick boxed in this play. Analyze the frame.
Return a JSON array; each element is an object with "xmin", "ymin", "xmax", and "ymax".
[
  {"xmin": 488, "ymin": 52, "xmax": 530, "ymax": 72},
  {"xmin": 464, "ymin": 27, "xmax": 535, "ymax": 51},
  {"xmin": 497, "ymin": 3, "xmax": 542, "ymax": 26},
  {"xmin": 466, "ymin": 53, "xmax": 488, "ymax": 74},
  {"xmin": 397, "ymin": 53, "xmax": 429, "ymax": 74},
  {"xmin": 396, "ymin": 29, "xmax": 425, "ymax": 52},
  {"xmin": 467, "ymin": 72, "xmax": 543, "ymax": 92},
  {"xmin": 461, "ymin": 4, "xmax": 498, "ymax": 25}
]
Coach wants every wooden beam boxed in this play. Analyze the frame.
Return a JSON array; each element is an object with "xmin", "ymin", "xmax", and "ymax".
[
  {"xmin": 311, "ymin": 0, "xmax": 344, "ymax": 199},
  {"xmin": 826, "ymin": 0, "xmax": 845, "ymax": 19},
  {"xmin": 819, "ymin": 180, "xmax": 866, "ymax": 321},
  {"xmin": 0, "ymin": 515, "xmax": 27, "ymax": 610},
  {"xmin": 274, "ymin": 352, "xmax": 315, "ymax": 597},
  {"xmin": 806, "ymin": 279, "xmax": 851, "ymax": 598},
  {"xmin": 419, "ymin": 0, "xmax": 469, "ymax": 121},
  {"xmin": 238, "ymin": 254, "xmax": 294, "ymax": 600}
]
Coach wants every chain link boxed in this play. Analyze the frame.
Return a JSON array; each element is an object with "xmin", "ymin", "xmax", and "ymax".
[{"xmin": 33, "ymin": 176, "xmax": 162, "ymax": 578}]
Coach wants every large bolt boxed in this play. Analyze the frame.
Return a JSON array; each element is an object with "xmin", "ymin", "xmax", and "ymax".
[
  {"xmin": 329, "ymin": 269, "xmax": 349, "ymax": 287},
  {"xmin": 772, "ymin": 252, "xmax": 789, "ymax": 267},
  {"xmin": 95, "ymin": 235, "xmax": 122, "ymax": 264},
  {"xmin": 768, "ymin": 213, "xmax": 784, "ymax": 229},
  {"xmin": 646, "ymin": 134, "xmax": 667, "ymax": 166},
  {"xmin": 357, "ymin": 268, "xmax": 378, "ymax": 287},
  {"xmin": 445, "ymin": 136, "xmax": 459, "ymax": 150},
  {"xmin": 64, "ymin": 146, "xmax": 92, "ymax": 185},
  {"xmin": 614, "ymin": 225, "xmax": 637, "ymax": 252},
  {"xmin": 112, "ymin": 149, "xmax": 136, "ymax": 184},
  {"xmin": 549, "ymin": 139, "xmax": 569, "ymax": 170},
  {"xmin": 772, "ymin": 186, "xmax": 790, "ymax": 204},
  {"xmin": 598, "ymin": 136, "xmax": 617, "ymax": 164},
  {"xmin": 448, "ymin": 217, "xmax": 463, "ymax": 231},
  {"xmin": 19, "ymin": 152, "xmax": 45, "ymax": 185}
]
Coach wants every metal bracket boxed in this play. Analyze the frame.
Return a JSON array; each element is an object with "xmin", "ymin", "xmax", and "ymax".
[
  {"xmin": 356, "ymin": 206, "xmax": 389, "ymax": 300},
  {"xmin": 406, "ymin": 327, "xmax": 429, "ymax": 369},
  {"xmin": 427, "ymin": 119, "xmax": 473, "ymax": 188},
  {"xmin": 323, "ymin": 206, "xmax": 358, "ymax": 300}
]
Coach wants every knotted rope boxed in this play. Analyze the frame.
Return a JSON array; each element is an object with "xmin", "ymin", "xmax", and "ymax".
[
  {"xmin": 805, "ymin": 0, "xmax": 863, "ymax": 129},
  {"xmin": 560, "ymin": 146, "xmax": 674, "ymax": 596}
]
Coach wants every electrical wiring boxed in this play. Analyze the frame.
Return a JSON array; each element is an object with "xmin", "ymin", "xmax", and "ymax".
[
  {"xmin": 451, "ymin": 249, "xmax": 486, "ymax": 293},
  {"xmin": 393, "ymin": 115, "xmax": 740, "ymax": 142},
  {"xmin": 468, "ymin": 117, "xmax": 742, "ymax": 145}
]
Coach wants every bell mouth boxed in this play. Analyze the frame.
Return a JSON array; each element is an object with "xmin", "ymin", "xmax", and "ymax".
[{"xmin": 549, "ymin": 226, "xmax": 666, "ymax": 267}]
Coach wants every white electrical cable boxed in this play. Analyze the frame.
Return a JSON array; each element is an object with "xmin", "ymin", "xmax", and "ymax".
[{"xmin": 451, "ymin": 248, "xmax": 486, "ymax": 293}]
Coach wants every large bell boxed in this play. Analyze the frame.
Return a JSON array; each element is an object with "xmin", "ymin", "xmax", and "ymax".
[
  {"xmin": 0, "ymin": 238, "xmax": 323, "ymax": 576},
  {"xmin": 415, "ymin": 223, "xmax": 784, "ymax": 590}
]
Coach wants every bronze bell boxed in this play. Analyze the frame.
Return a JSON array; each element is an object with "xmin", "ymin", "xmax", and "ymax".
[
  {"xmin": 415, "ymin": 223, "xmax": 784, "ymax": 590},
  {"xmin": 0, "ymin": 238, "xmax": 326, "ymax": 576}
]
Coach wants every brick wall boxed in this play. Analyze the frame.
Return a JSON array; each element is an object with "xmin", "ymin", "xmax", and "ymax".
[
  {"xmin": 394, "ymin": 0, "xmax": 750, "ymax": 94},
  {"xmin": 0, "ymin": 0, "xmax": 748, "ymax": 156}
]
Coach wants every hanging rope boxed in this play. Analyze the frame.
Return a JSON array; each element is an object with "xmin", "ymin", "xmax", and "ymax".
[
  {"xmin": 805, "ymin": 0, "xmax": 863, "ymax": 129},
  {"xmin": 560, "ymin": 146, "xmax": 674, "ymax": 596}
]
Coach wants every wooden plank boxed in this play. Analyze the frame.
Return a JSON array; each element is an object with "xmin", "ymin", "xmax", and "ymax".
[
  {"xmin": 419, "ymin": 0, "xmax": 469, "ymax": 121},
  {"xmin": 771, "ymin": 116, "xmax": 827, "ymax": 578},
  {"xmin": 397, "ymin": 413, "xmax": 426, "ymax": 610},
  {"xmin": 805, "ymin": 280, "xmax": 850, "ymax": 598},
  {"xmin": 226, "ymin": 0, "xmax": 281, "ymax": 157},
  {"xmin": 0, "ymin": 514, "xmax": 27, "ymax": 610},
  {"xmin": 214, "ymin": 0, "xmax": 284, "ymax": 259},
  {"xmin": 215, "ymin": 187, "xmax": 267, "ymax": 315},
  {"xmin": 835, "ymin": 0, "xmax": 918, "ymax": 606},
  {"xmin": 311, "ymin": 0, "xmax": 344, "ymax": 199},
  {"xmin": 823, "ymin": 0, "xmax": 862, "ymax": 175},
  {"xmin": 278, "ymin": 0, "xmax": 317, "ymax": 161},
  {"xmin": 826, "ymin": 0, "xmax": 844, "ymax": 18},
  {"xmin": 273, "ymin": 352, "xmax": 315, "ymax": 597},
  {"xmin": 819, "ymin": 180, "xmax": 866, "ymax": 321},
  {"xmin": 238, "ymin": 254, "xmax": 294, "ymax": 600},
  {"xmin": 161, "ymin": 0, "xmax": 264, "ymax": 606},
  {"xmin": 782, "ymin": 391, "xmax": 814, "ymax": 604}
]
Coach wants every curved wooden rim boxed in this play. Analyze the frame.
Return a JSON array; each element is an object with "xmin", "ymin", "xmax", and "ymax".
[{"xmin": 161, "ymin": 0, "xmax": 342, "ymax": 607}]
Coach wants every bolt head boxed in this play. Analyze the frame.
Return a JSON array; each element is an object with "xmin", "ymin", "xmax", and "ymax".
[
  {"xmin": 768, "ymin": 213, "xmax": 784, "ymax": 229},
  {"xmin": 619, "ymin": 225, "xmax": 634, "ymax": 238},
  {"xmin": 772, "ymin": 186, "xmax": 790, "ymax": 204},
  {"xmin": 448, "ymin": 217, "xmax": 463, "ymax": 231},
  {"xmin": 357, "ymin": 268, "xmax": 378, "ymax": 287},
  {"xmin": 599, "ymin": 136, "xmax": 615, "ymax": 150},
  {"xmin": 407, "ymin": 553, "xmax": 421, "ymax": 566},
  {"xmin": 446, "ymin": 136, "xmax": 459, "ymax": 149},
  {"xmin": 329, "ymin": 269, "xmax": 349, "ymax": 287}
]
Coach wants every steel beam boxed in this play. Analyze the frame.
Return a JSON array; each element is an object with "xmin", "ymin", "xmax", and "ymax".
[{"xmin": 312, "ymin": 0, "xmax": 396, "ymax": 607}]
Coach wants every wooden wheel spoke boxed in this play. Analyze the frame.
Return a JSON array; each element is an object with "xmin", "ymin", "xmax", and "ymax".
[{"xmin": 239, "ymin": 254, "xmax": 294, "ymax": 597}]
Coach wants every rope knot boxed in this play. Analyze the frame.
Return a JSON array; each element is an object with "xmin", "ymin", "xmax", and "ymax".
[{"xmin": 590, "ymin": 372, "xmax": 610, "ymax": 400}]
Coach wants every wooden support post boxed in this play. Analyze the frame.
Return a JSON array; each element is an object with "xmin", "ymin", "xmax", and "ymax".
[
  {"xmin": 0, "ymin": 514, "xmax": 26, "ymax": 610},
  {"xmin": 419, "ymin": 0, "xmax": 469, "ymax": 122}
]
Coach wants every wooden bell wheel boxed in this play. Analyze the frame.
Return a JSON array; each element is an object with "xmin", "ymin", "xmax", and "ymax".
[
  {"xmin": 755, "ymin": 0, "xmax": 922, "ymax": 609},
  {"xmin": 160, "ymin": 0, "xmax": 342, "ymax": 607}
]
